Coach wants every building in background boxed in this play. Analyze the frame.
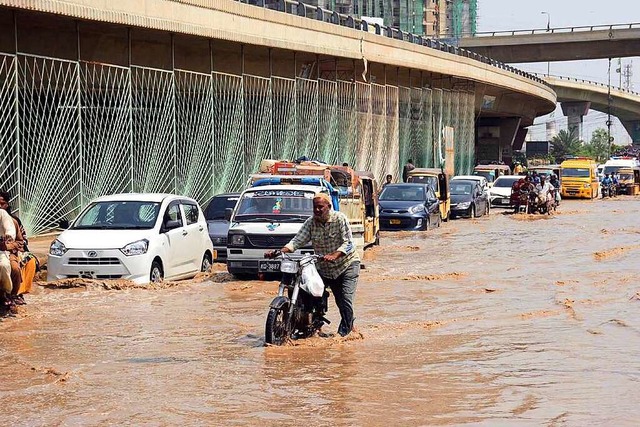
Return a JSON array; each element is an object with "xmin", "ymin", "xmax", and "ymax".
[{"xmin": 320, "ymin": 0, "xmax": 476, "ymax": 37}]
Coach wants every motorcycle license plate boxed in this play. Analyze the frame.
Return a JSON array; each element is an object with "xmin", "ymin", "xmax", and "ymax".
[
  {"xmin": 259, "ymin": 260, "xmax": 281, "ymax": 272},
  {"xmin": 390, "ymin": 219, "xmax": 401, "ymax": 224}
]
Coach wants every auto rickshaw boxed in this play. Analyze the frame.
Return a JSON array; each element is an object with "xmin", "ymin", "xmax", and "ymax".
[
  {"xmin": 406, "ymin": 168, "xmax": 450, "ymax": 221},
  {"xmin": 616, "ymin": 167, "xmax": 640, "ymax": 195},
  {"xmin": 473, "ymin": 164, "xmax": 512, "ymax": 187}
]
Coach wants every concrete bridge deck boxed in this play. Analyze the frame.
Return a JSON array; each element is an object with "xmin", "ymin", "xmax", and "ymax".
[{"xmin": 460, "ymin": 23, "xmax": 640, "ymax": 62}]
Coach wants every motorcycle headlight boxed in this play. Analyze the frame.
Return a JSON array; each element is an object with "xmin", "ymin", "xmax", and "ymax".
[
  {"xmin": 49, "ymin": 239, "xmax": 67, "ymax": 257},
  {"xmin": 280, "ymin": 260, "xmax": 299, "ymax": 274},
  {"xmin": 408, "ymin": 204, "xmax": 425, "ymax": 214},
  {"xmin": 458, "ymin": 201, "xmax": 471, "ymax": 209},
  {"xmin": 230, "ymin": 234, "xmax": 245, "ymax": 246},
  {"xmin": 120, "ymin": 239, "xmax": 149, "ymax": 256}
]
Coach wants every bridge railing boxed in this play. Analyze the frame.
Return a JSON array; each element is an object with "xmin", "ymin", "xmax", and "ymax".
[
  {"xmin": 535, "ymin": 73, "xmax": 640, "ymax": 96},
  {"xmin": 205, "ymin": 0, "xmax": 549, "ymax": 87},
  {"xmin": 474, "ymin": 22, "xmax": 640, "ymax": 37}
]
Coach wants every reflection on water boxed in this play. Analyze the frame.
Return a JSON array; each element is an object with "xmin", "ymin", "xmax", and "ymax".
[{"xmin": 1, "ymin": 198, "xmax": 640, "ymax": 425}]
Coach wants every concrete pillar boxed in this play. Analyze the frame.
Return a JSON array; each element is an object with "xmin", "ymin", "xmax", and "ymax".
[
  {"xmin": 561, "ymin": 101, "xmax": 591, "ymax": 141},
  {"xmin": 622, "ymin": 120, "xmax": 640, "ymax": 145},
  {"xmin": 475, "ymin": 117, "xmax": 521, "ymax": 164}
]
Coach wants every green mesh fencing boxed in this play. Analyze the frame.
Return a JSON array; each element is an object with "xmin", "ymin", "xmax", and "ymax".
[
  {"xmin": 212, "ymin": 72, "xmax": 244, "ymax": 193},
  {"xmin": 175, "ymin": 70, "xmax": 214, "ymax": 204},
  {"xmin": 272, "ymin": 77, "xmax": 296, "ymax": 161},
  {"xmin": 423, "ymin": 88, "xmax": 434, "ymax": 168},
  {"xmin": 296, "ymin": 77, "xmax": 319, "ymax": 160},
  {"xmin": 370, "ymin": 84, "xmax": 386, "ymax": 180},
  {"xmin": 318, "ymin": 79, "xmax": 340, "ymax": 164},
  {"xmin": 431, "ymin": 88, "xmax": 444, "ymax": 167},
  {"xmin": 336, "ymin": 80, "xmax": 357, "ymax": 167}
]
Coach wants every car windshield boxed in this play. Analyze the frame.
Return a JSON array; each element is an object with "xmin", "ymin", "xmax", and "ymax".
[
  {"xmin": 235, "ymin": 190, "xmax": 314, "ymax": 218},
  {"xmin": 451, "ymin": 183, "xmax": 473, "ymax": 195},
  {"xmin": 562, "ymin": 168, "xmax": 591, "ymax": 178},
  {"xmin": 408, "ymin": 175, "xmax": 437, "ymax": 192},
  {"xmin": 205, "ymin": 195, "xmax": 239, "ymax": 220},
  {"xmin": 379, "ymin": 186, "xmax": 425, "ymax": 201},
  {"xmin": 473, "ymin": 171, "xmax": 495, "ymax": 182},
  {"xmin": 72, "ymin": 201, "xmax": 161, "ymax": 230},
  {"xmin": 493, "ymin": 177, "xmax": 520, "ymax": 188}
]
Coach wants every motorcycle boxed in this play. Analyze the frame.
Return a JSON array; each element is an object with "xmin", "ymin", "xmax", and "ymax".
[
  {"xmin": 264, "ymin": 252, "xmax": 330, "ymax": 345},
  {"xmin": 601, "ymin": 183, "xmax": 615, "ymax": 198}
]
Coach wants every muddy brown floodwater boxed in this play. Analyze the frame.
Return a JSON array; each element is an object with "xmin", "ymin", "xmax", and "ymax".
[{"xmin": 2, "ymin": 198, "xmax": 640, "ymax": 425}]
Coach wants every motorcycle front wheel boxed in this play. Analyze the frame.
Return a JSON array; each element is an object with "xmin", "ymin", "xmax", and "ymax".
[{"xmin": 265, "ymin": 306, "xmax": 290, "ymax": 345}]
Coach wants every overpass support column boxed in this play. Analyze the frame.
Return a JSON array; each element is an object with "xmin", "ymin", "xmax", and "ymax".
[
  {"xmin": 561, "ymin": 101, "xmax": 591, "ymax": 141},
  {"xmin": 476, "ymin": 117, "xmax": 521, "ymax": 164},
  {"xmin": 622, "ymin": 120, "xmax": 640, "ymax": 145}
]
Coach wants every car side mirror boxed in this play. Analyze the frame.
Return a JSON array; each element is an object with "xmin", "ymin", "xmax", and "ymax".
[
  {"xmin": 59, "ymin": 219, "xmax": 69, "ymax": 229},
  {"xmin": 163, "ymin": 219, "xmax": 181, "ymax": 231},
  {"xmin": 224, "ymin": 208, "xmax": 233, "ymax": 221}
]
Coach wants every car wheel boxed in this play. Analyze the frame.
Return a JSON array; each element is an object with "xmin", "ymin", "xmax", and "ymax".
[
  {"xmin": 201, "ymin": 252, "xmax": 212, "ymax": 272},
  {"xmin": 150, "ymin": 260, "xmax": 164, "ymax": 283},
  {"xmin": 424, "ymin": 217, "xmax": 430, "ymax": 231},
  {"xmin": 485, "ymin": 202, "xmax": 490, "ymax": 216},
  {"xmin": 470, "ymin": 204, "xmax": 476, "ymax": 218}
]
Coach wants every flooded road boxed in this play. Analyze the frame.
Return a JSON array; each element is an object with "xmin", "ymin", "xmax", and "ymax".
[{"xmin": 2, "ymin": 198, "xmax": 640, "ymax": 425}]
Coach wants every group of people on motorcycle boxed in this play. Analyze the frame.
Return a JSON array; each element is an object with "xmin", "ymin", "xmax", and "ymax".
[
  {"xmin": 600, "ymin": 173, "xmax": 618, "ymax": 198},
  {"xmin": 511, "ymin": 172, "xmax": 560, "ymax": 214}
]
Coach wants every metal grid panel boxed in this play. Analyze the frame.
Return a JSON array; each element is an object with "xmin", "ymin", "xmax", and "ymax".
[
  {"xmin": 384, "ymin": 85, "xmax": 399, "ymax": 183},
  {"xmin": 370, "ymin": 83, "xmax": 386, "ymax": 177},
  {"xmin": 296, "ymin": 77, "xmax": 319, "ymax": 160},
  {"xmin": 212, "ymin": 72, "xmax": 244, "ymax": 193},
  {"xmin": 432, "ymin": 88, "xmax": 443, "ymax": 167},
  {"xmin": 336, "ymin": 80, "xmax": 356, "ymax": 168},
  {"xmin": 355, "ymin": 82, "xmax": 372, "ymax": 171},
  {"xmin": 422, "ymin": 88, "xmax": 434, "ymax": 168},
  {"xmin": 131, "ymin": 66, "xmax": 175, "ymax": 194},
  {"xmin": 80, "ymin": 63, "xmax": 132, "ymax": 206},
  {"xmin": 271, "ymin": 77, "xmax": 296, "ymax": 161},
  {"xmin": 0, "ymin": 54, "xmax": 18, "ymax": 210},
  {"xmin": 244, "ymin": 75, "xmax": 272, "ymax": 176},
  {"xmin": 175, "ymin": 70, "xmax": 214, "ymax": 204},
  {"xmin": 18, "ymin": 55, "xmax": 81, "ymax": 235},
  {"xmin": 398, "ymin": 86, "xmax": 412, "ymax": 174},
  {"xmin": 318, "ymin": 79, "xmax": 339, "ymax": 164}
]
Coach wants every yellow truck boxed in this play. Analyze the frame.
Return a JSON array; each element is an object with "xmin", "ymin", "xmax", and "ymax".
[{"xmin": 559, "ymin": 158, "xmax": 599, "ymax": 199}]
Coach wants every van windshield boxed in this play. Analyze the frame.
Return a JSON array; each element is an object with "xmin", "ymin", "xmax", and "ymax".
[
  {"xmin": 235, "ymin": 190, "xmax": 315, "ymax": 220},
  {"xmin": 562, "ymin": 168, "xmax": 591, "ymax": 178},
  {"xmin": 72, "ymin": 201, "xmax": 160, "ymax": 230}
]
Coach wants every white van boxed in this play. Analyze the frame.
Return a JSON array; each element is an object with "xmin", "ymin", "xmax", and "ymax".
[
  {"xmin": 226, "ymin": 184, "xmax": 332, "ymax": 277},
  {"xmin": 602, "ymin": 157, "xmax": 640, "ymax": 177}
]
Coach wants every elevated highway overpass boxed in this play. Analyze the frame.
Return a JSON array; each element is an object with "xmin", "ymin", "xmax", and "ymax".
[
  {"xmin": 460, "ymin": 23, "xmax": 640, "ymax": 62},
  {"xmin": 542, "ymin": 75, "xmax": 640, "ymax": 144},
  {"xmin": 0, "ymin": 0, "xmax": 555, "ymax": 234}
]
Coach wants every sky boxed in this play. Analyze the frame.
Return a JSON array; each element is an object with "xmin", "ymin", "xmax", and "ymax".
[{"xmin": 476, "ymin": 0, "xmax": 640, "ymax": 144}]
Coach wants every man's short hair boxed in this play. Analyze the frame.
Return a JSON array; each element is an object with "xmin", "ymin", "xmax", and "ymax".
[
  {"xmin": 0, "ymin": 191, "xmax": 10, "ymax": 202},
  {"xmin": 313, "ymin": 193, "xmax": 332, "ymax": 205}
]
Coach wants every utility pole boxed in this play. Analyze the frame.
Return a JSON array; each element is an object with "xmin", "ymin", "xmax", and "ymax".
[
  {"xmin": 607, "ymin": 58, "xmax": 612, "ymax": 158},
  {"xmin": 623, "ymin": 62, "xmax": 633, "ymax": 92}
]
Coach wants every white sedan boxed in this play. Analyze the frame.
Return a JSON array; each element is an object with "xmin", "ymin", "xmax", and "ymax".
[
  {"xmin": 47, "ymin": 193, "xmax": 214, "ymax": 284},
  {"xmin": 488, "ymin": 176, "xmax": 522, "ymax": 207}
]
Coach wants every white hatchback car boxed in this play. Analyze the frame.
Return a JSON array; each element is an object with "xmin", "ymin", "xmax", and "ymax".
[{"xmin": 47, "ymin": 193, "xmax": 214, "ymax": 284}]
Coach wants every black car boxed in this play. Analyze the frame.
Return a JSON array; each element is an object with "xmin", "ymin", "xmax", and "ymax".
[
  {"xmin": 204, "ymin": 193, "xmax": 240, "ymax": 262},
  {"xmin": 378, "ymin": 183, "xmax": 441, "ymax": 230},
  {"xmin": 450, "ymin": 180, "xmax": 489, "ymax": 218}
]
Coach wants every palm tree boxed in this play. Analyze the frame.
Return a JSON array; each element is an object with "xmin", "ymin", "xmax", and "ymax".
[{"xmin": 550, "ymin": 129, "xmax": 581, "ymax": 162}]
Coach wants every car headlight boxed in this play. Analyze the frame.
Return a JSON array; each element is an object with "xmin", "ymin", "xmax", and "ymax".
[
  {"xmin": 49, "ymin": 239, "xmax": 67, "ymax": 257},
  {"xmin": 230, "ymin": 234, "xmax": 245, "ymax": 246},
  {"xmin": 120, "ymin": 239, "xmax": 149, "ymax": 256},
  {"xmin": 408, "ymin": 204, "xmax": 425, "ymax": 214},
  {"xmin": 458, "ymin": 202, "xmax": 471, "ymax": 209}
]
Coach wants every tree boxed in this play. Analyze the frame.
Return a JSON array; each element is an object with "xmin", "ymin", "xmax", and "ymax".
[
  {"xmin": 580, "ymin": 128, "xmax": 611, "ymax": 163},
  {"xmin": 550, "ymin": 129, "xmax": 582, "ymax": 162}
]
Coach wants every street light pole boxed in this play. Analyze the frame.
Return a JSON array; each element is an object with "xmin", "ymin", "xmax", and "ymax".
[
  {"xmin": 607, "ymin": 57, "xmax": 612, "ymax": 158},
  {"xmin": 541, "ymin": 12, "xmax": 551, "ymax": 76}
]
